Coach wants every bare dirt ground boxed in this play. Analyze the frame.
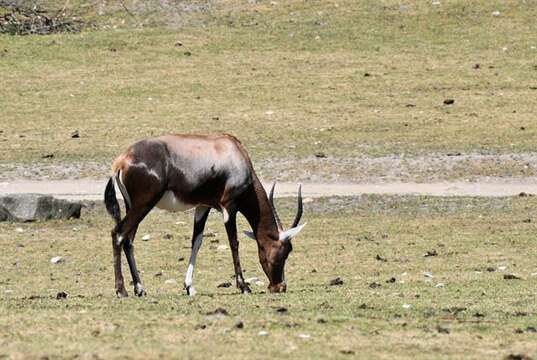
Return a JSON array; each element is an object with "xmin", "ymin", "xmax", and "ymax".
[
  {"xmin": 1, "ymin": 177, "xmax": 536, "ymax": 201},
  {"xmin": 2, "ymin": 153, "xmax": 537, "ymax": 183},
  {"xmin": 1, "ymin": 154, "xmax": 536, "ymax": 200}
]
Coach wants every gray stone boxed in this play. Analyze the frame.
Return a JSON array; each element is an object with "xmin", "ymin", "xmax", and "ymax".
[
  {"xmin": 0, "ymin": 194, "xmax": 81, "ymax": 222},
  {"xmin": 0, "ymin": 205, "xmax": 11, "ymax": 221}
]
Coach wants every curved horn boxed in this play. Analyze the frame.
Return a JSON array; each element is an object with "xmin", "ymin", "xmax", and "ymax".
[
  {"xmin": 269, "ymin": 182, "xmax": 283, "ymax": 230},
  {"xmin": 291, "ymin": 184, "xmax": 303, "ymax": 228}
]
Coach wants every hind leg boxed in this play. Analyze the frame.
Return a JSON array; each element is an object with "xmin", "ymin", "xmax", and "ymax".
[
  {"xmin": 123, "ymin": 225, "xmax": 146, "ymax": 296},
  {"xmin": 115, "ymin": 199, "xmax": 160, "ymax": 297},
  {"xmin": 112, "ymin": 167, "xmax": 165, "ymax": 297},
  {"xmin": 112, "ymin": 232, "xmax": 128, "ymax": 297}
]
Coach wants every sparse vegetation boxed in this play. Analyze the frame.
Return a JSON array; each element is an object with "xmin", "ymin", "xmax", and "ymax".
[
  {"xmin": 1, "ymin": 1, "xmax": 537, "ymax": 180},
  {"xmin": 1, "ymin": 195, "xmax": 536, "ymax": 358}
]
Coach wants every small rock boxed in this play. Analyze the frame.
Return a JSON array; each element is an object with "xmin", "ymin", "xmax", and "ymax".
[
  {"xmin": 217, "ymin": 244, "xmax": 228, "ymax": 251},
  {"xmin": 245, "ymin": 277, "xmax": 259, "ymax": 284},
  {"xmin": 498, "ymin": 265, "xmax": 507, "ymax": 271},
  {"xmin": 154, "ymin": 271, "xmax": 163, "ymax": 277},
  {"xmin": 56, "ymin": 291, "xmax": 68, "ymax": 299},
  {"xmin": 329, "ymin": 277, "xmax": 344, "ymax": 286},
  {"xmin": 314, "ymin": 152, "xmax": 327, "ymax": 158},
  {"xmin": 42, "ymin": 154, "xmax": 54, "ymax": 159},
  {"xmin": 364, "ymin": 72, "xmax": 371, "ymax": 77},
  {"xmin": 340, "ymin": 350, "xmax": 355, "ymax": 355},
  {"xmin": 473, "ymin": 312, "xmax": 485, "ymax": 318},
  {"xmin": 424, "ymin": 249, "xmax": 438, "ymax": 257},
  {"xmin": 369, "ymin": 282, "xmax": 381, "ymax": 289},
  {"xmin": 522, "ymin": 218, "xmax": 532, "ymax": 223},
  {"xmin": 164, "ymin": 279, "xmax": 177, "ymax": 285},
  {"xmin": 504, "ymin": 273, "xmax": 521, "ymax": 280},
  {"xmin": 473, "ymin": 63, "xmax": 480, "ymax": 69},
  {"xmin": 435, "ymin": 283, "xmax": 445, "ymax": 288},
  {"xmin": 50, "ymin": 256, "xmax": 64, "ymax": 264},
  {"xmin": 443, "ymin": 99, "xmax": 455, "ymax": 105},
  {"xmin": 234, "ymin": 321, "xmax": 244, "ymax": 329},
  {"xmin": 402, "ymin": 303, "xmax": 412, "ymax": 309},
  {"xmin": 386, "ymin": 277, "xmax": 396, "ymax": 283},
  {"xmin": 276, "ymin": 307, "xmax": 288, "ymax": 314},
  {"xmin": 375, "ymin": 254, "xmax": 387, "ymax": 262},
  {"xmin": 505, "ymin": 355, "xmax": 533, "ymax": 360},
  {"xmin": 258, "ymin": 330, "xmax": 268, "ymax": 336},
  {"xmin": 183, "ymin": 51, "xmax": 192, "ymax": 56},
  {"xmin": 15, "ymin": 227, "xmax": 24, "ymax": 233},
  {"xmin": 437, "ymin": 325, "xmax": 450, "ymax": 334},
  {"xmin": 194, "ymin": 324, "xmax": 207, "ymax": 330},
  {"xmin": 486, "ymin": 266, "xmax": 496, "ymax": 272},
  {"xmin": 163, "ymin": 233, "xmax": 173, "ymax": 240},
  {"xmin": 71, "ymin": 130, "xmax": 80, "ymax": 138},
  {"xmin": 217, "ymin": 281, "xmax": 232, "ymax": 288},
  {"xmin": 141, "ymin": 234, "xmax": 151, "ymax": 241},
  {"xmin": 423, "ymin": 272, "xmax": 434, "ymax": 278},
  {"xmin": 297, "ymin": 333, "xmax": 311, "ymax": 339},
  {"xmin": 174, "ymin": 41, "xmax": 183, "ymax": 47},
  {"xmin": 206, "ymin": 307, "xmax": 228, "ymax": 316},
  {"xmin": 492, "ymin": 10, "xmax": 501, "ymax": 17}
]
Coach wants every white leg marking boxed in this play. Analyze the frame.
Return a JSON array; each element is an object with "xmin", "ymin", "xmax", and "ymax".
[
  {"xmin": 184, "ymin": 233, "xmax": 203, "ymax": 296},
  {"xmin": 116, "ymin": 235, "xmax": 124, "ymax": 246},
  {"xmin": 222, "ymin": 207, "xmax": 229, "ymax": 223},
  {"xmin": 134, "ymin": 282, "xmax": 144, "ymax": 294}
]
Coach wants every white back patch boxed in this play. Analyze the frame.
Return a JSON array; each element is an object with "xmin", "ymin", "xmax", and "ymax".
[{"xmin": 156, "ymin": 191, "xmax": 194, "ymax": 212}]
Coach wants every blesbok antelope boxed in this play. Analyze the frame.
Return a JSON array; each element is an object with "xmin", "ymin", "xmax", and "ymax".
[{"xmin": 104, "ymin": 133, "xmax": 305, "ymax": 297}]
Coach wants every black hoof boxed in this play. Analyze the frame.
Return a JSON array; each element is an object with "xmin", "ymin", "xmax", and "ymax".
[
  {"xmin": 134, "ymin": 284, "xmax": 146, "ymax": 297},
  {"xmin": 116, "ymin": 288, "xmax": 128, "ymax": 298},
  {"xmin": 239, "ymin": 283, "xmax": 252, "ymax": 294}
]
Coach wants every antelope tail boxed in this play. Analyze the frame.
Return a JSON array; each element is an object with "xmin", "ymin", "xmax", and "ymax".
[{"xmin": 104, "ymin": 176, "xmax": 121, "ymax": 226}]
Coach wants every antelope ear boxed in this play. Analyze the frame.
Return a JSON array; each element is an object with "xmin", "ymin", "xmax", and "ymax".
[
  {"xmin": 243, "ymin": 230, "xmax": 256, "ymax": 240},
  {"xmin": 279, "ymin": 223, "xmax": 307, "ymax": 241}
]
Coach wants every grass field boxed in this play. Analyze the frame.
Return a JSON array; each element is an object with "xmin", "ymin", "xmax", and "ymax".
[
  {"xmin": 1, "ymin": 0, "xmax": 537, "ymax": 180},
  {"xmin": 2, "ymin": 2, "xmax": 537, "ymax": 359},
  {"xmin": 1, "ymin": 195, "xmax": 536, "ymax": 359}
]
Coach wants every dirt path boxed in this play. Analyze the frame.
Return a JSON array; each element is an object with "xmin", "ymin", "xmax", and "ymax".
[{"xmin": 1, "ymin": 178, "xmax": 536, "ymax": 201}]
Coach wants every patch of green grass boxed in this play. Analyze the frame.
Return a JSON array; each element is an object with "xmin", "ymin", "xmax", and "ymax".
[
  {"xmin": 1, "ymin": 0, "xmax": 537, "ymax": 177},
  {"xmin": 1, "ymin": 195, "xmax": 536, "ymax": 358}
]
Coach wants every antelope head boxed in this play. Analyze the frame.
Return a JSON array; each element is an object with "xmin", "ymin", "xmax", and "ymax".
[{"xmin": 244, "ymin": 183, "xmax": 306, "ymax": 293}]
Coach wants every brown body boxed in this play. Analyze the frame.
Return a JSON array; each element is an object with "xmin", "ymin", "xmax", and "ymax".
[{"xmin": 104, "ymin": 134, "xmax": 304, "ymax": 297}]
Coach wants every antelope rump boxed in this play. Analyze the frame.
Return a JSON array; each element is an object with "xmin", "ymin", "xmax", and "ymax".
[{"xmin": 104, "ymin": 134, "xmax": 305, "ymax": 297}]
